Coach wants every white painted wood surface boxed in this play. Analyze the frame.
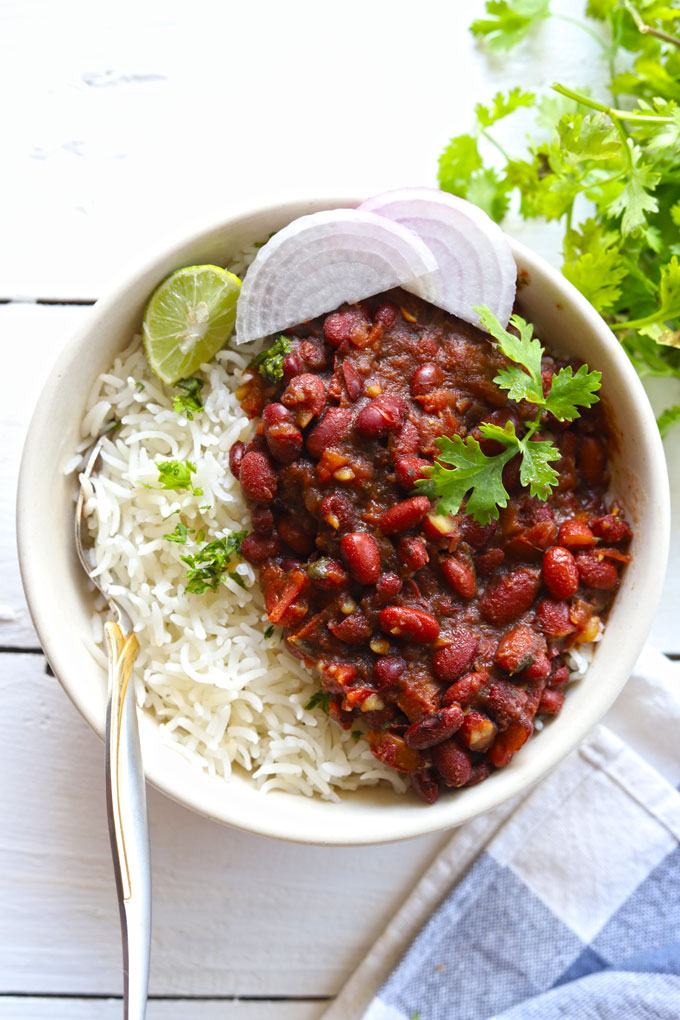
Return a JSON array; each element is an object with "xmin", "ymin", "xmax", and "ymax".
[{"xmin": 2, "ymin": 1, "xmax": 679, "ymax": 1017}]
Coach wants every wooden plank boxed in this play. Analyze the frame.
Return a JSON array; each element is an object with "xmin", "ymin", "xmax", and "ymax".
[
  {"xmin": 0, "ymin": 653, "xmax": 447, "ymax": 997},
  {"xmin": 0, "ymin": 0, "xmax": 607, "ymax": 297},
  {"xmin": 0, "ymin": 1000, "xmax": 325, "ymax": 1020},
  {"xmin": 1, "ymin": 304, "xmax": 90, "ymax": 647}
]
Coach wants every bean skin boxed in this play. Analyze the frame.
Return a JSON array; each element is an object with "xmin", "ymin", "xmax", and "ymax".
[
  {"xmin": 411, "ymin": 363, "xmax": 444, "ymax": 395},
  {"xmin": 355, "ymin": 396, "xmax": 406, "ymax": 438},
  {"xmin": 239, "ymin": 451, "xmax": 278, "ymax": 502},
  {"xmin": 341, "ymin": 532, "xmax": 381, "ymax": 584},
  {"xmin": 372, "ymin": 655, "xmax": 406, "ymax": 689},
  {"xmin": 379, "ymin": 496, "xmax": 431, "ymax": 534},
  {"xmin": 250, "ymin": 503, "xmax": 275, "ymax": 535},
  {"xmin": 538, "ymin": 688, "xmax": 565, "ymax": 715},
  {"xmin": 411, "ymin": 769, "xmax": 440, "ymax": 804},
  {"xmin": 488, "ymin": 721, "xmax": 532, "ymax": 769},
  {"xmin": 558, "ymin": 519, "xmax": 596, "ymax": 549},
  {"xmin": 229, "ymin": 441, "xmax": 245, "ymax": 479},
  {"xmin": 306, "ymin": 407, "xmax": 353, "ymax": 458},
  {"xmin": 495, "ymin": 625, "xmax": 543, "ymax": 675},
  {"xmin": 480, "ymin": 568, "xmax": 541, "ymax": 625},
  {"xmin": 575, "ymin": 552, "xmax": 619, "ymax": 590},
  {"xmin": 405, "ymin": 705, "xmax": 464, "ymax": 749},
  {"xmin": 432, "ymin": 629, "xmax": 480, "ymax": 683},
  {"xmin": 375, "ymin": 572, "xmax": 403, "ymax": 600},
  {"xmin": 442, "ymin": 671, "xmax": 489, "ymax": 708},
  {"xmin": 441, "ymin": 557, "xmax": 476, "ymax": 598},
  {"xmin": 398, "ymin": 536, "xmax": 429, "ymax": 571},
  {"xmin": 394, "ymin": 456, "xmax": 431, "ymax": 491},
  {"xmin": 432, "ymin": 741, "xmax": 472, "ymax": 787},
  {"xmin": 306, "ymin": 557, "xmax": 348, "ymax": 590},
  {"xmin": 591, "ymin": 513, "xmax": 632, "ymax": 544},
  {"xmin": 542, "ymin": 546, "xmax": 579, "ymax": 599},
  {"xmin": 457, "ymin": 711, "xmax": 497, "ymax": 752},
  {"xmin": 379, "ymin": 606, "xmax": 440, "ymax": 643},
  {"xmin": 241, "ymin": 533, "xmax": 281, "ymax": 564},
  {"xmin": 535, "ymin": 598, "xmax": 577, "ymax": 637}
]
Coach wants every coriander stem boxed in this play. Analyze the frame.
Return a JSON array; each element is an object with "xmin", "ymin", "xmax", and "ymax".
[
  {"xmin": 623, "ymin": 0, "xmax": 680, "ymax": 50},
  {"xmin": 621, "ymin": 258, "xmax": 657, "ymax": 298},
  {"xmin": 479, "ymin": 127, "xmax": 511, "ymax": 163},
  {"xmin": 551, "ymin": 14, "xmax": 609, "ymax": 51},
  {"xmin": 612, "ymin": 311, "xmax": 673, "ymax": 333}
]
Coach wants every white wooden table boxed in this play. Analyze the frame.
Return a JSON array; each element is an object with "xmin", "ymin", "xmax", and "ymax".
[{"xmin": 3, "ymin": 2, "xmax": 679, "ymax": 1017}]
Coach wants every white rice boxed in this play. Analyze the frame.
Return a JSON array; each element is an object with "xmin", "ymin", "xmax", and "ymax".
[
  {"xmin": 76, "ymin": 323, "xmax": 407, "ymax": 800},
  {"xmin": 74, "ymin": 247, "xmax": 596, "ymax": 800}
]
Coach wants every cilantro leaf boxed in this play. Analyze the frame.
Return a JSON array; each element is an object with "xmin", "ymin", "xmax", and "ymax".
[
  {"xmin": 438, "ymin": 134, "xmax": 483, "ymax": 195},
  {"xmin": 607, "ymin": 149, "xmax": 660, "ymax": 235},
  {"xmin": 545, "ymin": 364, "xmax": 602, "ymax": 421},
  {"xmin": 475, "ymin": 88, "xmax": 535, "ymax": 128},
  {"xmin": 563, "ymin": 220, "xmax": 629, "ymax": 313},
  {"xmin": 180, "ymin": 532, "xmax": 246, "ymax": 594},
  {"xmin": 470, "ymin": 0, "xmax": 550, "ymax": 51},
  {"xmin": 657, "ymin": 404, "xmax": 680, "ymax": 438},
  {"xmin": 518, "ymin": 438, "xmax": 561, "ymax": 498},
  {"xmin": 417, "ymin": 432, "xmax": 516, "ymax": 525},
  {"xmin": 154, "ymin": 459, "xmax": 198, "ymax": 492},
  {"xmin": 250, "ymin": 335, "xmax": 293, "ymax": 382},
  {"xmin": 172, "ymin": 377, "xmax": 204, "ymax": 419},
  {"xmin": 465, "ymin": 167, "xmax": 512, "ymax": 223},
  {"xmin": 163, "ymin": 522, "xmax": 194, "ymax": 544},
  {"xmin": 264, "ymin": 624, "xmax": 275, "ymax": 639},
  {"xmin": 475, "ymin": 305, "xmax": 544, "ymax": 403},
  {"xmin": 305, "ymin": 690, "xmax": 331, "ymax": 715}
]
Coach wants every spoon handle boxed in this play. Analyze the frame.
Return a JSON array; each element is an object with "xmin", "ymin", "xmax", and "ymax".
[{"xmin": 105, "ymin": 622, "xmax": 151, "ymax": 1020}]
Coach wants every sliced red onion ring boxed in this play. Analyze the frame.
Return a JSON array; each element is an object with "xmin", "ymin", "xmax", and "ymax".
[
  {"xmin": 234, "ymin": 208, "xmax": 438, "ymax": 344},
  {"xmin": 360, "ymin": 187, "xmax": 516, "ymax": 328}
]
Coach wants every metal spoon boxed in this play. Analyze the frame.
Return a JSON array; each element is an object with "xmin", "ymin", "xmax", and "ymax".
[{"xmin": 75, "ymin": 435, "xmax": 151, "ymax": 1020}]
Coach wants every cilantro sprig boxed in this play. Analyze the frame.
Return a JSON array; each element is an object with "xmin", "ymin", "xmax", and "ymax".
[
  {"xmin": 305, "ymin": 690, "xmax": 331, "ymax": 715},
  {"xmin": 415, "ymin": 306, "xmax": 601, "ymax": 525},
  {"xmin": 172, "ymin": 377, "xmax": 204, "ymax": 419},
  {"xmin": 180, "ymin": 532, "xmax": 247, "ymax": 594},
  {"xmin": 146, "ymin": 459, "xmax": 203, "ymax": 496},
  {"xmin": 439, "ymin": 1, "xmax": 680, "ymax": 433},
  {"xmin": 250, "ymin": 335, "xmax": 293, "ymax": 383}
]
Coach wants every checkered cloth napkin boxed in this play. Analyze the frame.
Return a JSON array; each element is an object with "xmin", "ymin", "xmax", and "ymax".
[{"xmin": 323, "ymin": 646, "xmax": 680, "ymax": 1020}]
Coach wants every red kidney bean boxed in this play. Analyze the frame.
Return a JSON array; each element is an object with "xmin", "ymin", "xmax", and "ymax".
[
  {"xmin": 379, "ymin": 606, "xmax": 440, "ymax": 643},
  {"xmin": 298, "ymin": 339, "xmax": 327, "ymax": 369},
  {"xmin": 459, "ymin": 516, "xmax": 498, "ymax": 550},
  {"xmin": 240, "ymin": 533, "xmax": 281, "ymax": 564},
  {"xmin": 578, "ymin": 436, "xmax": 605, "ymax": 484},
  {"xmin": 262, "ymin": 407, "xmax": 304, "ymax": 463},
  {"xmin": 399, "ymin": 536, "xmax": 429, "ymax": 571},
  {"xmin": 442, "ymin": 671, "xmax": 489, "ymax": 708},
  {"xmin": 457, "ymin": 711, "xmax": 497, "ymax": 752},
  {"xmin": 474, "ymin": 548, "xmax": 505, "ymax": 577},
  {"xmin": 229, "ymin": 441, "xmax": 246, "ymax": 479},
  {"xmin": 250, "ymin": 503, "xmax": 274, "ymax": 535},
  {"xmin": 432, "ymin": 629, "xmax": 480, "ymax": 683},
  {"xmin": 538, "ymin": 688, "xmax": 565, "ymax": 715},
  {"xmin": 320, "ymin": 492, "xmax": 358, "ymax": 531},
  {"xmin": 394, "ymin": 456, "xmax": 431, "ymax": 490},
  {"xmin": 277, "ymin": 515, "xmax": 315, "ymax": 556},
  {"xmin": 391, "ymin": 419, "xmax": 421, "ymax": 457},
  {"xmin": 466, "ymin": 761, "xmax": 493, "ymax": 787},
  {"xmin": 376, "ymin": 572, "xmax": 403, "ymax": 599},
  {"xmin": 551, "ymin": 663, "xmax": 570, "ymax": 686},
  {"xmin": 542, "ymin": 546, "xmax": 579, "ymax": 599},
  {"xmin": 355, "ymin": 396, "xmax": 406, "ymax": 437},
  {"xmin": 379, "ymin": 496, "xmax": 431, "ymax": 534},
  {"xmin": 307, "ymin": 557, "xmax": 348, "ymax": 590},
  {"xmin": 405, "ymin": 705, "xmax": 464, "ymax": 750},
  {"xmin": 591, "ymin": 513, "xmax": 632, "ymax": 544},
  {"xmin": 341, "ymin": 360, "xmax": 364, "ymax": 401},
  {"xmin": 367, "ymin": 730, "xmax": 423, "ymax": 773},
  {"xmin": 489, "ymin": 721, "xmax": 532, "ymax": 768},
  {"xmin": 324, "ymin": 308, "xmax": 369, "ymax": 347},
  {"xmin": 520, "ymin": 653, "xmax": 552, "ymax": 682},
  {"xmin": 432, "ymin": 741, "xmax": 472, "ymax": 787},
  {"xmin": 575, "ymin": 552, "xmax": 619, "ymax": 590},
  {"xmin": 411, "ymin": 363, "xmax": 444, "ymax": 395},
  {"xmin": 245, "ymin": 433, "xmax": 268, "ymax": 455},
  {"xmin": 423, "ymin": 513, "xmax": 460, "ymax": 542},
  {"xmin": 495, "ymin": 625, "xmax": 543, "ymax": 674},
  {"xmin": 535, "ymin": 598, "xmax": 577, "ymax": 637},
  {"xmin": 306, "ymin": 407, "xmax": 354, "ymax": 458},
  {"xmin": 372, "ymin": 655, "xmax": 406, "ymax": 689},
  {"xmin": 558, "ymin": 518, "xmax": 596, "ymax": 549},
  {"xmin": 441, "ymin": 557, "xmax": 477, "ymax": 598},
  {"xmin": 374, "ymin": 301, "xmax": 398, "ymax": 328},
  {"xmin": 411, "ymin": 769, "xmax": 440, "ymax": 804},
  {"xmin": 281, "ymin": 373, "xmax": 326, "ymax": 419},
  {"xmin": 282, "ymin": 350, "xmax": 304, "ymax": 381},
  {"xmin": 328, "ymin": 611, "xmax": 372, "ymax": 645},
  {"xmin": 480, "ymin": 568, "xmax": 541, "ymax": 625},
  {"xmin": 239, "ymin": 451, "xmax": 278, "ymax": 502},
  {"xmin": 341, "ymin": 532, "xmax": 381, "ymax": 584}
]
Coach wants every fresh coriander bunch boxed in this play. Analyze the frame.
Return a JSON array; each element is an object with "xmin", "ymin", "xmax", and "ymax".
[
  {"xmin": 415, "ymin": 305, "xmax": 601, "ymax": 525},
  {"xmin": 439, "ymin": 0, "xmax": 680, "ymax": 435}
]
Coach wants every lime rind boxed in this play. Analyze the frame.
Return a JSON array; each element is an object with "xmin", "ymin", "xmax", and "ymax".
[{"xmin": 142, "ymin": 265, "xmax": 241, "ymax": 385}]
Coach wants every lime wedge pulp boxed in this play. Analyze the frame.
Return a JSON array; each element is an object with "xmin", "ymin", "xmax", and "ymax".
[{"xmin": 142, "ymin": 265, "xmax": 241, "ymax": 385}]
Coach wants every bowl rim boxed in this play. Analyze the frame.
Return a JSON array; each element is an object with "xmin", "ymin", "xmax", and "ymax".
[{"xmin": 17, "ymin": 196, "xmax": 671, "ymax": 844}]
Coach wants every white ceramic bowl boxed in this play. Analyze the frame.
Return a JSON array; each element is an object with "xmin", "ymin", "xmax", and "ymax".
[{"xmin": 18, "ymin": 196, "xmax": 670, "ymax": 845}]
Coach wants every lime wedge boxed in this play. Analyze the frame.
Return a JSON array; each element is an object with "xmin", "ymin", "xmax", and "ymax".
[{"xmin": 142, "ymin": 265, "xmax": 241, "ymax": 385}]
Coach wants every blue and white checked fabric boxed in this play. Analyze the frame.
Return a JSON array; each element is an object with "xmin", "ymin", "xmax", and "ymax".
[{"xmin": 324, "ymin": 646, "xmax": 680, "ymax": 1020}]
